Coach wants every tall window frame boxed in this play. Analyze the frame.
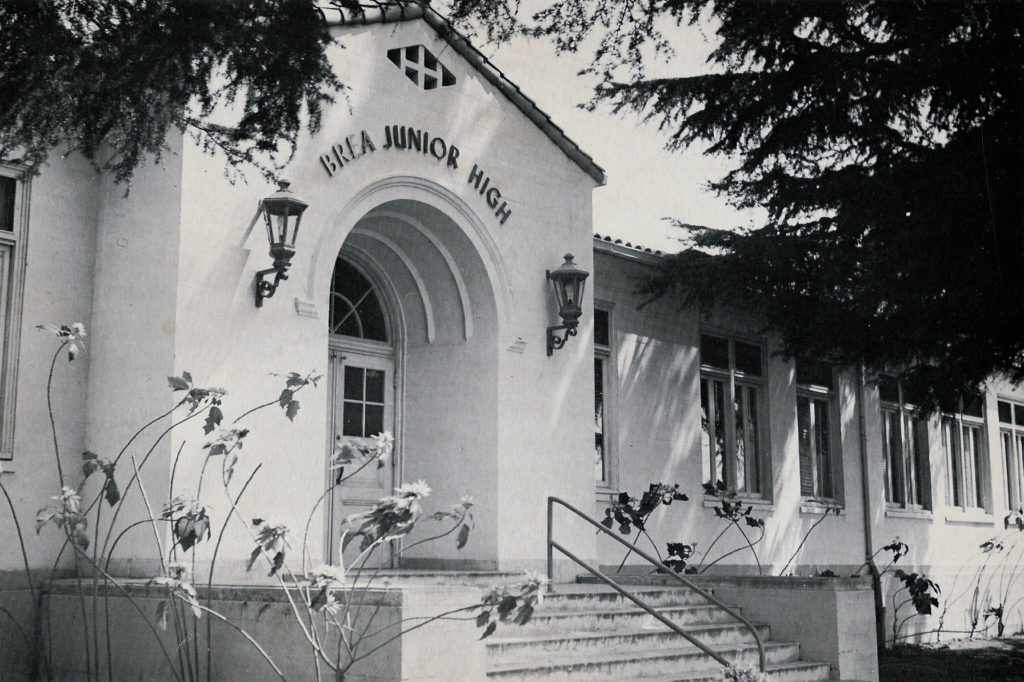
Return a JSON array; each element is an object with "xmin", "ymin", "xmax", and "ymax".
[
  {"xmin": 942, "ymin": 393, "xmax": 988, "ymax": 513},
  {"xmin": 998, "ymin": 398, "xmax": 1024, "ymax": 511},
  {"xmin": 0, "ymin": 165, "xmax": 28, "ymax": 462},
  {"xmin": 879, "ymin": 376, "xmax": 930, "ymax": 510},
  {"xmin": 594, "ymin": 303, "xmax": 616, "ymax": 489},
  {"xmin": 699, "ymin": 332, "xmax": 768, "ymax": 497},
  {"xmin": 796, "ymin": 360, "xmax": 841, "ymax": 502}
]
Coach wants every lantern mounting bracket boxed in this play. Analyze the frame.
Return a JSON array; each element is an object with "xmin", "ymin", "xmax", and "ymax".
[
  {"xmin": 255, "ymin": 266, "xmax": 288, "ymax": 307},
  {"xmin": 546, "ymin": 323, "xmax": 578, "ymax": 356}
]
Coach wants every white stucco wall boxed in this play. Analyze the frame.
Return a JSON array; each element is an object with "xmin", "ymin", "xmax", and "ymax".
[{"xmin": 152, "ymin": 17, "xmax": 601, "ymax": 577}]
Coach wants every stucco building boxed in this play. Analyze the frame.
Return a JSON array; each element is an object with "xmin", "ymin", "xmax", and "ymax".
[{"xmin": 1, "ymin": 4, "xmax": 1021, "ymax": 681}]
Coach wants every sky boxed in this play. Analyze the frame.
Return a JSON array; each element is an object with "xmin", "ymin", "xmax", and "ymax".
[{"xmin": 473, "ymin": 13, "xmax": 765, "ymax": 254}]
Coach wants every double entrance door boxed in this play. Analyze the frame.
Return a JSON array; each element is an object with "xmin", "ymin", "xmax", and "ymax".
[{"xmin": 326, "ymin": 340, "xmax": 395, "ymax": 568}]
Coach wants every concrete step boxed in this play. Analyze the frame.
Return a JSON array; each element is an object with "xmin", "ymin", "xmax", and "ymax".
[
  {"xmin": 634, "ymin": 660, "xmax": 831, "ymax": 682},
  {"xmin": 521, "ymin": 603, "xmax": 750, "ymax": 633},
  {"xmin": 544, "ymin": 585, "xmax": 717, "ymax": 610},
  {"xmin": 486, "ymin": 640, "xmax": 801, "ymax": 680},
  {"xmin": 487, "ymin": 622, "xmax": 771, "ymax": 664},
  {"xmin": 351, "ymin": 570, "xmax": 522, "ymax": 587}
]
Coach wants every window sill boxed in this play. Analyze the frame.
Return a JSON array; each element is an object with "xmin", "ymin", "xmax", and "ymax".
[
  {"xmin": 885, "ymin": 506, "xmax": 933, "ymax": 521},
  {"xmin": 800, "ymin": 501, "xmax": 845, "ymax": 516},
  {"xmin": 945, "ymin": 509, "xmax": 994, "ymax": 526},
  {"xmin": 595, "ymin": 485, "xmax": 619, "ymax": 501},
  {"xmin": 703, "ymin": 496, "xmax": 774, "ymax": 513}
]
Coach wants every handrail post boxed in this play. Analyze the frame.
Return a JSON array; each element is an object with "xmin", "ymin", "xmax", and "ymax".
[{"xmin": 546, "ymin": 496, "xmax": 554, "ymax": 592}]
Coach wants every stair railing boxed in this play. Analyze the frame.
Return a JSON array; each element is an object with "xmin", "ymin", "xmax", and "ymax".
[{"xmin": 547, "ymin": 496, "xmax": 767, "ymax": 674}]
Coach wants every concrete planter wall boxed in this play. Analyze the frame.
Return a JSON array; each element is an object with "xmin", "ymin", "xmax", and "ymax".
[{"xmin": 35, "ymin": 582, "xmax": 486, "ymax": 681}]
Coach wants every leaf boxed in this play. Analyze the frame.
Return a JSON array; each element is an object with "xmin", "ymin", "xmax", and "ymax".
[
  {"xmin": 456, "ymin": 523, "xmax": 470, "ymax": 550},
  {"xmin": 156, "ymin": 601, "xmax": 168, "ymax": 631},
  {"xmin": 67, "ymin": 341, "xmax": 80, "ymax": 361},
  {"xmin": 496, "ymin": 595, "xmax": 517, "ymax": 619},
  {"xmin": 513, "ymin": 604, "xmax": 534, "ymax": 626},
  {"xmin": 278, "ymin": 388, "xmax": 293, "ymax": 408},
  {"xmin": 35, "ymin": 509, "xmax": 55, "ymax": 533},
  {"xmin": 82, "ymin": 450, "xmax": 101, "ymax": 477},
  {"xmin": 285, "ymin": 400, "xmax": 300, "ymax": 422},
  {"xmin": 475, "ymin": 611, "xmax": 490, "ymax": 627},
  {"xmin": 168, "ymin": 376, "xmax": 190, "ymax": 391},
  {"xmin": 203, "ymin": 405, "xmax": 223, "ymax": 435},
  {"xmin": 309, "ymin": 586, "xmax": 328, "ymax": 611},
  {"xmin": 103, "ymin": 478, "xmax": 120, "ymax": 507},
  {"xmin": 268, "ymin": 550, "xmax": 285, "ymax": 576},
  {"xmin": 72, "ymin": 525, "xmax": 90, "ymax": 550},
  {"xmin": 246, "ymin": 546, "xmax": 261, "ymax": 572},
  {"xmin": 479, "ymin": 622, "xmax": 497, "ymax": 640},
  {"xmin": 182, "ymin": 371, "xmax": 193, "ymax": 384}
]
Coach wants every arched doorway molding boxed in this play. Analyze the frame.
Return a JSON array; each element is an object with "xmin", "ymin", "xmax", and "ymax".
[{"xmin": 303, "ymin": 175, "xmax": 513, "ymax": 349}]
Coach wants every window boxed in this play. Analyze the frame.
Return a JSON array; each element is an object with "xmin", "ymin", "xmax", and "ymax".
[
  {"xmin": 998, "ymin": 399, "xmax": 1024, "ymax": 510},
  {"xmin": 342, "ymin": 366, "xmax": 386, "ymax": 438},
  {"xmin": 0, "ymin": 169, "xmax": 26, "ymax": 461},
  {"xmin": 942, "ymin": 393, "xmax": 988, "ymax": 512},
  {"xmin": 700, "ymin": 333, "xmax": 766, "ymax": 495},
  {"xmin": 879, "ymin": 376, "xmax": 929, "ymax": 509},
  {"xmin": 329, "ymin": 258, "xmax": 388, "ymax": 341},
  {"xmin": 796, "ymin": 360, "xmax": 839, "ymax": 500},
  {"xmin": 594, "ymin": 307, "xmax": 613, "ymax": 485}
]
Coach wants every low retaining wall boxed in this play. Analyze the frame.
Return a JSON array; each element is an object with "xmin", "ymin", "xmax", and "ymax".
[
  {"xmin": 604, "ymin": 573, "xmax": 879, "ymax": 682},
  {"xmin": 35, "ymin": 581, "xmax": 486, "ymax": 681}
]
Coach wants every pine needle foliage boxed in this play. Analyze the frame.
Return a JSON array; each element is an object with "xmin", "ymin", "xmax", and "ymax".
[
  {"xmin": 0, "ymin": 0, "xmax": 340, "ymax": 184},
  {"xmin": 463, "ymin": 0, "xmax": 1024, "ymax": 407}
]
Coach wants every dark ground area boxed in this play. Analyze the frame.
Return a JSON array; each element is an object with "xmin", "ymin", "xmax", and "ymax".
[{"xmin": 879, "ymin": 638, "xmax": 1024, "ymax": 681}]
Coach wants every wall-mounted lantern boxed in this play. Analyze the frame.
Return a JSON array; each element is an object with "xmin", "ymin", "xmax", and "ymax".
[
  {"xmin": 546, "ymin": 253, "xmax": 590, "ymax": 356},
  {"xmin": 255, "ymin": 180, "xmax": 309, "ymax": 308}
]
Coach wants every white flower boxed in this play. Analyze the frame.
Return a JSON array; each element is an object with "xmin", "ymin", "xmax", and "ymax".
[
  {"xmin": 369, "ymin": 431, "xmax": 395, "ymax": 460},
  {"xmin": 308, "ymin": 563, "xmax": 346, "ymax": 585},
  {"xmin": 394, "ymin": 480, "xmax": 431, "ymax": 500}
]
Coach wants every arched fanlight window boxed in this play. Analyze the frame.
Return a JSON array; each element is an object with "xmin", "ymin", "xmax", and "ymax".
[{"xmin": 330, "ymin": 258, "xmax": 388, "ymax": 341}]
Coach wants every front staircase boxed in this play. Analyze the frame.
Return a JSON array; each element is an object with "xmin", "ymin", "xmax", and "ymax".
[{"xmin": 484, "ymin": 581, "xmax": 831, "ymax": 681}]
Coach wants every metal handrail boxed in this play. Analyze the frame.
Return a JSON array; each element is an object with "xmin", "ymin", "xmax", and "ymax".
[{"xmin": 547, "ymin": 496, "xmax": 767, "ymax": 673}]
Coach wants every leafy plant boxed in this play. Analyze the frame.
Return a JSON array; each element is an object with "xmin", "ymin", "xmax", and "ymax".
[
  {"xmin": 664, "ymin": 541, "xmax": 696, "ymax": 574},
  {"xmin": 1, "ymin": 322, "xmax": 540, "ymax": 681},
  {"xmin": 891, "ymin": 569, "xmax": 941, "ymax": 642},
  {"xmin": 600, "ymin": 482, "xmax": 688, "ymax": 571},
  {"xmin": 476, "ymin": 571, "xmax": 548, "ymax": 639},
  {"xmin": 696, "ymin": 482, "xmax": 765, "ymax": 575}
]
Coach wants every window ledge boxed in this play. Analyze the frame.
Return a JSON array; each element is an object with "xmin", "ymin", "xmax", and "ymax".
[
  {"xmin": 703, "ymin": 496, "xmax": 774, "ymax": 513},
  {"xmin": 800, "ymin": 501, "xmax": 845, "ymax": 516},
  {"xmin": 945, "ymin": 509, "xmax": 994, "ymax": 526},
  {"xmin": 595, "ymin": 485, "xmax": 618, "ymax": 500},
  {"xmin": 885, "ymin": 506, "xmax": 933, "ymax": 520}
]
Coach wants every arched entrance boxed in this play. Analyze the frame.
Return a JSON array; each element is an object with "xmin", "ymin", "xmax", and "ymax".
[{"xmin": 322, "ymin": 194, "xmax": 502, "ymax": 570}]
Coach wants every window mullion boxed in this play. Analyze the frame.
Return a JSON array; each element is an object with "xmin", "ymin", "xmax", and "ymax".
[{"xmin": 725, "ymin": 374, "xmax": 737, "ymax": 490}]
